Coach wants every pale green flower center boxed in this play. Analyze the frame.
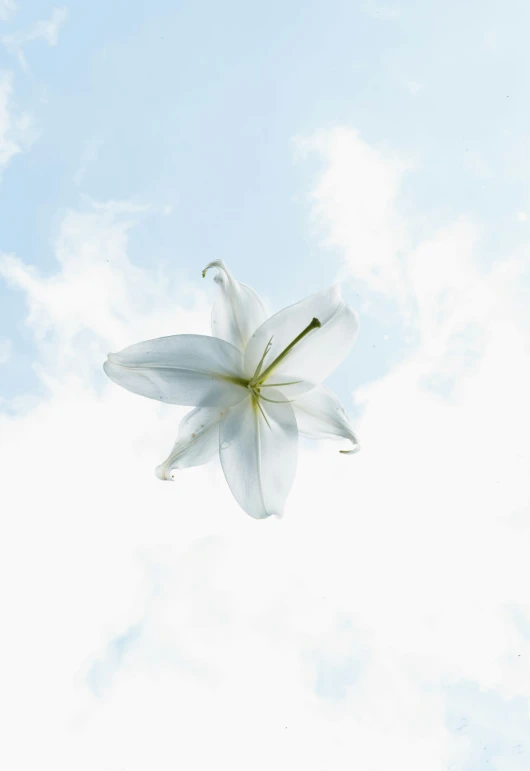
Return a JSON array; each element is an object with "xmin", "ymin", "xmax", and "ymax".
[
  {"xmin": 246, "ymin": 317, "xmax": 321, "ymax": 427},
  {"xmin": 219, "ymin": 317, "xmax": 321, "ymax": 427}
]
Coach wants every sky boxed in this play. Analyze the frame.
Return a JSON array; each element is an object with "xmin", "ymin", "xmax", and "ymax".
[{"xmin": 1, "ymin": 1, "xmax": 530, "ymax": 769}]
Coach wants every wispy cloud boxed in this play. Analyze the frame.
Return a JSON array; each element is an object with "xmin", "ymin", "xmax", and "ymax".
[
  {"xmin": 1, "ymin": 6, "xmax": 68, "ymax": 71},
  {"xmin": 0, "ymin": 70, "xmax": 31, "ymax": 176},
  {"xmin": 0, "ymin": 200, "xmax": 210, "ymax": 384},
  {"xmin": 73, "ymin": 137, "xmax": 104, "ymax": 187},
  {"xmin": 0, "ymin": 0, "xmax": 16, "ymax": 22},
  {"xmin": 295, "ymin": 127, "xmax": 411, "ymax": 299},
  {"xmin": 0, "ymin": 72, "xmax": 19, "ymax": 169},
  {"xmin": 87, "ymin": 623, "xmax": 143, "ymax": 698}
]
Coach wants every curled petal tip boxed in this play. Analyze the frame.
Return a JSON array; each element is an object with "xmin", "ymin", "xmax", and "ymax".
[
  {"xmin": 339, "ymin": 430, "xmax": 361, "ymax": 454},
  {"xmin": 201, "ymin": 260, "xmax": 225, "ymax": 279},
  {"xmin": 339, "ymin": 442, "xmax": 361, "ymax": 455},
  {"xmin": 155, "ymin": 463, "xmax": 174, "ymax": 481}
]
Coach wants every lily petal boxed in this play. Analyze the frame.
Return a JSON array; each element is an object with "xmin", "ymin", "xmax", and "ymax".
[
  {"xmin": 103, "ymin": 334, "xmax": 247, "ymax": 407},
  {"xmin": 219, "ymin": 390, "xmax": 298, "ymax": 519},
  {"xmin": 203, "ymin": 260, "xmax": 267, "ymax": 351},
  {"xmin": 244, "ymin": 284, "xmax": 359, "ymax": 384},
  {"xmin": 155, "ymin": 406, "xmax": 226, "ymax": 480},
  {"xmin": 293, "ymin": 384, "xmax": 360, "ymax": 454}
]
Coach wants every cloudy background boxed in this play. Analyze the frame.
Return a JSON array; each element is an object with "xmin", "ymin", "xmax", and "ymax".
[{"xmin": 2, "ymin": 1, "xmax": 530, "ymax": 768}]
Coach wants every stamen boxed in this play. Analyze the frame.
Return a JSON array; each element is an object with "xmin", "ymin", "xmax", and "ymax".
[
  {"xmin": 252, "ymin": 335, "xmax": 274, "ymax": 381},
  {"xmin": 258, "ymin": 393, "xmax": 295, "ymax": 404},
  {"xmin": 258, "ymin": 380, "xmax": 303, "ymax": 388},
  {"xmin": 253, "ymin": 317, "xmax": 321, "ymax": 385},
  {"xmin": 253, "ymin": 393, "xmax": 272, "ymax": 430}
]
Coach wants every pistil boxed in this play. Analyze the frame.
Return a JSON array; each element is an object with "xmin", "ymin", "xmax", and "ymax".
[{"xmin": 251, "ymin": 317, "xmax": 321, "ymax": 386}]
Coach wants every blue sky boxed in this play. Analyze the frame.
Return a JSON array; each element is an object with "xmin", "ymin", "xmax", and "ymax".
[{"xmin": 2, "ymin": 1, "xmax": 530, "ymax": 769}]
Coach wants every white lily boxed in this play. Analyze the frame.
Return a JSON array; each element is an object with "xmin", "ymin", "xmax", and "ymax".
[{"xmin": 104, "ymin": 260, "xmax": 360, "ymax": 519}]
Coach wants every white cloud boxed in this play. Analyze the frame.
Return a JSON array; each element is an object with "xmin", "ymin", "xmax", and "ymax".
[
  {"xmin": 2, "ymin": 135, "xmax": 530, "ymax": 771},
  {"xmin": 296, "ymin": 127, "xmax": 530, "ymax": 761},
  {"xmin": 0, "ymin": 0, "xmax": 16, "ymax": 22},
  {"xmin": 1, "ymin": 6, "xmax": 68, "ymax": 71},
  {"xmin": 295, "ymin": 127, "xmax": 411, "ymax": 300},
  {"xmin": 0, "ymin": 201, "xmax": 211, "ymax": 385}
]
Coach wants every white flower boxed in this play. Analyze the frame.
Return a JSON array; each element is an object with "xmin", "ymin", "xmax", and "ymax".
[{"xmin": 104, "ymin": 260, "xmax": 360, "ymax": 519}]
